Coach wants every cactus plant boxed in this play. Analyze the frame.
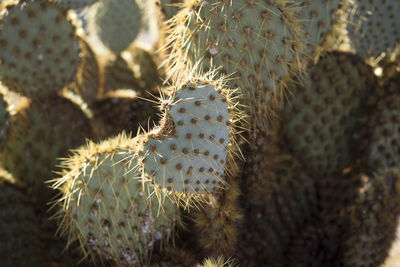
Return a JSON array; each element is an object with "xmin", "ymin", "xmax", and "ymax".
[
  {"xmin": 342, "ymin": 169, "xmax": 400, "ymax": 266},
  {"xmin": 0, "ymin": 93, "xmax": 9, "ymax": 149},
  {"xmin": 0, "ymin": 0, "xmax": 81, "ymax": 97},
  {"xmin": 347, "ymin": 0, "xmax": 400, "ymax": 59},
  {"xmin": 164, "ymin": 0, "xmax": 307, "ymax": 126},
  {"xmin": 50, "ymin": 0, "xmax": 98, "ymax": 9},
  {"xmin": 0, "ymin": 180, "xmax": 42, "ymax": 267},
  {"xmin": 52, "ymin": 133, "xmax": 181, "ymax": 266},
  {"xmin": 86, "ymin": 0, "xmax": 143, "ymax": 54},
  {"xmin": 283, "ymin": 51, "xmax": 376, "ymax": 177},
  {"xmin": 1, "ymin": 95, "xmax": 92, "ymax": 196}
]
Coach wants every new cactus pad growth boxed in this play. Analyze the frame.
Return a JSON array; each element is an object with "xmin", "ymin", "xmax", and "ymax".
[
  {"xmin": 87, "ymin": 0, "xmax": 143, "ymax": 54},
  {"xmin": 0, "ymin": 94, "xmax": 9, "ymax": 149},
  {"xmin": 165, "ymin": 0, "xmax": 306, "ymax": 125},
  {"xmin": 0, "ymin": 1, "xmax": 81, "ymax": 97},
  {"xmin": 142, "ymin": 82, "xmax": 231, "ymax": 194},
  {"xmin": 52, "ymin": 134, "xmax": 180, "ymax": 266},
  {"xmin": 283, "ymin": 52, "xmax": 376, "ymax": 177}
]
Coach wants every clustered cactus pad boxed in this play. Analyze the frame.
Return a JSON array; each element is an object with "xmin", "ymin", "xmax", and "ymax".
[
  {"xmin": 166, "ymin": 0, "xmax": 306, "ymax": 124},
  {"xmin": 283, "ymin": 52, "xmax": 376, "ymax": 176},
  {"xmin": 0, "ymin": 0, "xmax": 80, "ymax": 97},
  {"xmin": 2, "ymin": 95, "xmax": 92, "ymax": 195},
  {"xmin": 53, "ymin": 134, "xmax": 180, "ymax": 266},
  {"xmin": 347, "ymin": 0, "xmax": 400, "ymax": 58},
  {"xmin": 1, "ymin": 0, "xmax": 400, "ymax": 265},
  {"xmin": 0, "ymin": 182, "xmax": 42, "ymax": 267},
  {"xmin": 142, "ymin": 82, "xmax": 231, "ymax": 194},
  {"xmin": 296, "ymin": 0, "xmax": 341, "ymax": 59}
]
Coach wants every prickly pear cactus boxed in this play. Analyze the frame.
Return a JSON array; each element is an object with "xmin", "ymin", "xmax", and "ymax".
[
  {"xmin": 296, "ymin": 0, "xmax": 342, "ymax": 59},
  {"xmin": 365, "ymin": 78, "xmax": 400, "ymax": 172},
  {"xmin": 0, "ymin": 1, "xmax": 81, "ymax": 97},
  {"xmin": 0, "ymin": 181, "xmax": 42, "ymax": 267},
  {"xmin": 141, "ymin": 82, "xmax": 231, "ymax": 194},
  {"xmin": 0, "ymin": 94, "xmax": 9, "ymax": 149},
  {"xmin": 87, "ymin": 0, "xmax": 143, "ymax": 54},
  {"xmin": 50, "ymin": 0, "xmax": 98, "ymax": 9},
  {"xmin": 166, "ymin": 0, "xmax": 306, "ymax": 124},
  {"xmin": 52, "ymin": 134, "xmax": 180, "ymax": 266},
  {"xmin": 158, "ymin": 0, "xmax": 182, "ymax": 20},
  {"xmin": 342, "ymin": 169, "xmax": 400, "ymax": 266},
  {"xmin": 283, "ymin": 52, "xmax": 376, "ymax": 176},
  {"xmin": 2, "ymin": 95, "xmax": 92, "ymax": 196},
  {"xmin": 347, "ymin": 0, "xmax": 400, "ymax": 58}
]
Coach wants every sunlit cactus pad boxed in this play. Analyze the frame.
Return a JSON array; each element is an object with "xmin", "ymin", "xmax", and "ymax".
[
  {"xmin": 0, "ymin": 1, "xmax": 80, "ymax": 97},
  {"xmin": 53, "ymin": 134, "xmax": 179, "ymax": 266},
  {"xmin": 142, "ymin": 83, "xmax": 230, "ymax": 194},
  {"xmin": 166, "ymin": 0, "xmax": 306, "ymax": 121}
]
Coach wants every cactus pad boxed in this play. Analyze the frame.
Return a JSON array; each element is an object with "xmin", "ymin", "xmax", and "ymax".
[
  {"xmin": 347, "ymin": 0, "xmax": 400, "ymax": 58},
  {"xmin": 0, "ymin": 1, "xmax": 80, "ymax": 97},
  {"xmin": 142, "ymin": 83, "xmax": 230, "ymax": 194},
  {"xmin": 343, "ymin": 169, "xmax": 400, "ymax": 266},
  {"xmin": 87, "ymin": 0, "xmax": 143, "ymax": 54},
  {"xmin": 283, "ymin": 52, "xmax": 376, "ymax": 176},
  {"xmin": 0, "ymin": 182, "xmax": 42, "ymax": 266},
  {"xmin": 2, "ymin": 95, "xmax": 92, "ymax": 196},
  {"xmin": 53, "ymin": 134, "xmax": 179, "ymax": 266},
  {"xmin": 296, "ymin": 0, "xmax": 341, "ymax": 58},
  {"xmin": 166, "ymin": 0, "xmax": 305, "ymax": 123},
  {"xmin": 50, "ymin": 0, "xmax": 98, "ymax": 9},
  {"xmin": 366, "ymin": 87, "xmax": 400, "ymax": 172},
  {"xmin": 0, "ymin": 94, "xmax": 9, "ymax": 149}
]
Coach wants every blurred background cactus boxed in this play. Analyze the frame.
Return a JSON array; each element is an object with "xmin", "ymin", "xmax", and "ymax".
[{"xmin": 0, "ymin": 0, "xmax": 400, "ymax": 266}]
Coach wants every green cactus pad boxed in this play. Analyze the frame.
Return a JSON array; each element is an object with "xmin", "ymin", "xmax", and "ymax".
[
  {"xmin": 365, "ymin": 82, "xmax": 400, "ymax": 172},
  {"xmin": 0, "ymin": 1, "xmax": 81, "ymax": 97},
  {"xmin": 165, "ymin": 0, "xmax": 306, "ymax": 124},
  {"xmin": 347, "ymin": 0, "xmax": 400, "ymax": 58},
  {"xmin": 0, "ymin": 94, "xmax": 9, "ymax": 149},
  {"xmin": 50, "ymin": 0, "xmax": 98, "ymax": 9},
  {"xmin": 342, "ymin": 168, "xmax": 400, "ymax": 266},
  {"xmin": 53, "ymin": 134, "xmax": 179, "ymax": 266},
  {"xmin": 283, "ymin": 52, "xmax": 376, "ymax": 176},
  {"xmin": 0, "ymin": 182, "xmax": 42, "ymax": 267},
  {"xmin": 296, "ymin": 0, "xmax": 341, "ymax": 58},
  {"xmin": 87, "ymin": 0, "xmax": 143, "ymax": 54},
  {"xmin": 2, "ymin": 95, "xmax": 92, "ymax": 197},
  {"xmin": 142, "ymin": 82, "xmax": 230, "ymax": 194}
]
